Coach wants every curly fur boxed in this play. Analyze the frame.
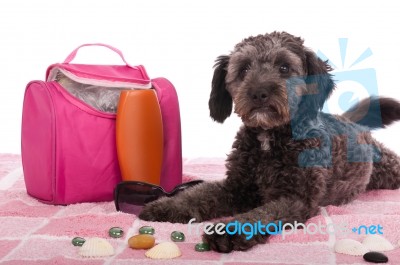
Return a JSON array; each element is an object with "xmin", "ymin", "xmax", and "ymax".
[{"xmin": 139, "ymin": 31, "xmax": 400, "ymax": 253}]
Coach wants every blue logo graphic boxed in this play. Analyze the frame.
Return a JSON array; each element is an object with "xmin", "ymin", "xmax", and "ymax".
[
  {"xmin": 351, "ymin": 224, "xmax": 383, "ymax": 235},
  {"xmin": 319, "ymin": 38, "xmax": 377, "ymax": 117},
  {"xmin": 286, "ymin": 38, "xmax": 382, "ymax": 167},
  {"xmin": 187, "ymin": 218, "xmax": 384, "ymax": 240}
]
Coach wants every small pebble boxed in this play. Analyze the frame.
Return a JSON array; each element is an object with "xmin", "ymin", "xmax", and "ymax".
[
  {"xmin": 195, "ymin": 242, "xmax": 210, "ymax": 252},
  {"xmin": 170, "ymin": 231, "xmax": 185, "ymax": 242},
  {"xmin": 72, "ymin": 237, "xmax": 86, "ymax": 246},
  {"xmin": 109, "ymin": 227, "xmax": 124, "ymax": 238},
  {"xmin": 363, "ymin": 251, "xmax": 388, "ymax": 263},
  {"xmin": 139, "ymin": 226, "xmax": 155, "ymax": 235},
  {"xmin": 128, "ymin": 234, "xmax": 155, "ymax": 249}
]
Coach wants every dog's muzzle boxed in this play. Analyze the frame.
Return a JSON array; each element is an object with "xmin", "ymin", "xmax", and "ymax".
[{"xmin": 247, "ymin": 82, "xmax": 279, "ymax": 107}]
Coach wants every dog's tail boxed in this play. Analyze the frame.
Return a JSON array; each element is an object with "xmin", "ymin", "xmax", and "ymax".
[{"xmin": 342, "ymin": 96, "xmax": 400, "ymax": 129}]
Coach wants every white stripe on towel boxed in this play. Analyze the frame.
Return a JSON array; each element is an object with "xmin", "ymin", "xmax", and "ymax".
[
  {"xmin": 320, "ymin": 207, "xmax": 337, "ymax": 265},
  {"xmin": 0, "ymin": 167, "xmax": 23, "ymax": 190}
]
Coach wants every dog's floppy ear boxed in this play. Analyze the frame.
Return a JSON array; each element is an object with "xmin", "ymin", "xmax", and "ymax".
[
  {"xmin": 300, "ymin": 50, "xmax": 335, "ymax": 115},
  {"xmin": 209, "ymin": 55, "xmax": 232, "ymax": 123}
]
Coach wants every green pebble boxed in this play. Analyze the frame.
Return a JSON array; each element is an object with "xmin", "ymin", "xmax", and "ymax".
[
  {"xmin": 72, "ymin": 237, "xmax": 86, "ymax": 247},
  {"xmin": 139, "ymin": 225, "xmax": 155, "ymax": 235},
  {"xmin": 109, "ymin": 227, "xmax": 124, "ymax": 238},
  {"xmin": 170, "ymin": 231, "xmax": 185, "ymax": 242},
  {"xmin": 195, "ymin": 242, "xmax": 210, "ymax": 252}
]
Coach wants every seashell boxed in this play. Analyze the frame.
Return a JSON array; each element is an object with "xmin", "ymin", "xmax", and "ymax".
[
  {"xmin": 362, "ymin": 234, "xmax": 394, "ymax": 252},
  {"xmin": 79, "ymin": 237, "xmax": 114, "ymax": 257},
  {"xmin": 145, "ymin": 242, "xmax": 181, "ymax": 259},
  {"xmin": 334, "ymin": 239, "xmax": 369, "ymax": 256}
]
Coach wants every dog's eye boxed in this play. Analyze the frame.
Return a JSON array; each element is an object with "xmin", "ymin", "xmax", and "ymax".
[
  {"xmin": 239, "ymin": 64, "xmax": 251, "ymax": 80},
  {"xmin": 279, "ymin": 64, "xmax": 290, "ymax": 74}
]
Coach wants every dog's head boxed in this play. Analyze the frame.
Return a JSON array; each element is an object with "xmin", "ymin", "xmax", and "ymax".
[{"xmin": 209, "ymin": 31, "xmax": 334, "ymax": 129}]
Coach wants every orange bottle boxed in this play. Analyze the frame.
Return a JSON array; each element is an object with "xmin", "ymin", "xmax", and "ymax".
[{"xmin": 116, "ymin": 89, "xmax": 163, "ymax": 185}]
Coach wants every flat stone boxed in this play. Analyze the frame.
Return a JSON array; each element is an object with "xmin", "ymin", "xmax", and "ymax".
[
  {"xmin": 363, "ymin": 251, "xmax": 389, "ymax": 263},
  {"xmin": 72, "ymin": 237, "xmax": 86, "ymax": 247},
  {"xmin": 109, "ymin": 227, "xmax": 124, "ymax": 238},
  {"xmin": 139, "ymin": 226, "xmax": 155, "ymax": 235},
  {"xmin": 195, "ymin": 242, "xmax": 210, "ymax": 252},
  {"xmin": 170, "ymin": 231, "xmax": 185, "ymax": 242},
  {"xmin": 128, "ymin": 234, "xmax": 155, "ymax": 249}
]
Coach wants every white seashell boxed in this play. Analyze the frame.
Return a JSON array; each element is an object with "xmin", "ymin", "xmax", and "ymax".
[
  {"xmin": 334, "ymin": 239, "xmax": 369, "ymax": 256},
  {"xmin": 362, "ymin": 234, "xmax": 394, "ymax": 252},
  {"xmin": 79, "ymin": 237, "xmax": 114, "ymax": 257},
  {"xmin": 145, "ymin": 242, "xmax": 181, "ymax": 259}
]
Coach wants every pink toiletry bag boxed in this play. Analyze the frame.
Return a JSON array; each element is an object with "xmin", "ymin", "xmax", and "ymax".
[{"xmin": 21, "ymin": 44, "xmax": 182, "ymax": 205}]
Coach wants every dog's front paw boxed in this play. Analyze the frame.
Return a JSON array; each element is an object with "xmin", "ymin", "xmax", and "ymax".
[
  {"xmin": 202, "ymin": 222, "xmax": 262, "ymax": 253},
  {"xmin": 202, "ymin": 227, "xmax": 234, "ymax": 253},
  {"xmin": 138, "ymin": 202, "xmax": 166, "ymax": 222},
  {"xmin": 138, "ymin": 197, "xmax": 193, "ymax": 223}
]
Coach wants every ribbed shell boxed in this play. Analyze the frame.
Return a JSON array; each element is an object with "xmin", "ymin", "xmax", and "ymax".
[
  {"xmin": 79, "ymin": 237, "xmax": 114, "ymax": 257},
  {"xmin": 145, "ymin": 242, "xmax": 181, "ymax": 259},
  {"xmin": 334, "ymin": 239, "xmax": 368, "ymax": 256},
  {"xmin": 362, "ymin": 235, "xmax": 394, "ymax": 252}
]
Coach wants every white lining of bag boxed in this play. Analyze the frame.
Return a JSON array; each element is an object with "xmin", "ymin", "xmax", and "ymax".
[{"xmin": 48, "ymin": 67, "xmax": 152, "ymax": 89}]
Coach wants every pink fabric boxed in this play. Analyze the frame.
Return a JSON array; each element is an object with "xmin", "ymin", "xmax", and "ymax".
[
  {"xmin": 22, "ymin": 81, "xmax": 121, "ymax": 204},
  {"xmin": 47, "ymin": 64, "xmax": 151, "ymax": 85},
  {"xmin": 153, "ymin": 77, "xmax": 183, "ymax": 192},
  {"xmin": 1, "ymin": 154, "xmax": 400, "ymax": 264},
  {"xmin": 22, "ymin": 46, "xmax": 183, "ymax": 203},
  {"xmin": 63, "ymin": 43, "xmax": 138, "ymax": 69},
  {"xmin": 49, "ymin": 43, "xmax": 151, "ymax": 84}
]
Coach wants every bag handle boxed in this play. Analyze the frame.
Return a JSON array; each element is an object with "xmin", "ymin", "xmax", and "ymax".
[{"xmin": 63, "ymin": 43, "xmax": 137, "ymax": 69}]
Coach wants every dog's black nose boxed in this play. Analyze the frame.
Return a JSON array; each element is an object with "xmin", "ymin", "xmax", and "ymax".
[{"xmin": 250, "ymin": 87, "xmax": 269, "ymax": 105}]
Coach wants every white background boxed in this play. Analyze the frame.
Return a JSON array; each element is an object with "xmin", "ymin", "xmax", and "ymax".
[{"xmin": 1, "ymin": 0, "xmax": 400, "ymax": 158}]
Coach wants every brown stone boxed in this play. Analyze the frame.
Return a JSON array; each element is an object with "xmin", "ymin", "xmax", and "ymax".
[{"xmin": 128, "ymin": 234, "xmax": 155, "ymax": 250}]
